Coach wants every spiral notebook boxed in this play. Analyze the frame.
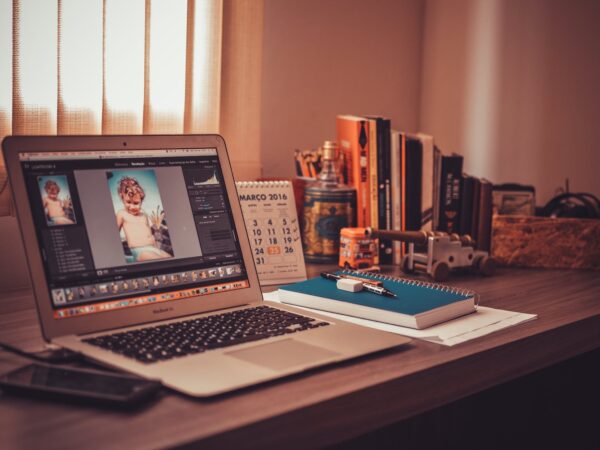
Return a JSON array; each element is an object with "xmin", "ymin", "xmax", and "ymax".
[
  {"xmin": 279, "ymin": 270, "xmax": 478, "ymax": 329},
  {"xmin": 236, "ymin": 181, "xmax": 306, "ymax": 286}
]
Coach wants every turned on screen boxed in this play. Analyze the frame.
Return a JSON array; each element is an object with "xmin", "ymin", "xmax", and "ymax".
[{"xmin": 19, "ymin": 148, "xmax": 249, "ymax": 319}]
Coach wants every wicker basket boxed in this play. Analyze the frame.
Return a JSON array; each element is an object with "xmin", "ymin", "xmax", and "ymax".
[{"xmin": 491, "ymin": 215, "xmax": 600, "ymax": 270}]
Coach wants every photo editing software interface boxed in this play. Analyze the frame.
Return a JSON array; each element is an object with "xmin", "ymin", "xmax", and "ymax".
[{"xmin": 19, "ymin": 148, "xmax": 249, "ymax": 319}]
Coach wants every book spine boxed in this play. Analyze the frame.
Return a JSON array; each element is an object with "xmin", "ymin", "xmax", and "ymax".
[
  {"xmin": 380, "ymin": 119, "xmax": 393, "ymax": 264},
  {"xmin": 476, "ymin": 179, "xmax": 493, "ymax": 251},
  {"xmin": 400, "ymin": 133, "xmax": 407, "ymax": 258},
  {"xmin": 375, "ymin": 119, "xmax": 385, "ymax": 231},
  {"xmin": 336, "ymin": 116, "xmax": 369, "ymax": 227},
  {"xmin": 418, "ymin": 134, "xmax": 434, "ymax": 231},
  {"xmin": 432, "ymin": 145, "xmax": 442, "ymax": 230},
  {"xmin": 459, "ymin": 175, "xmax": 476, "ymax": 237},
  {"xmin": 405, "ymin": 137, "xmax": 423, "ymax": 232},
  {"xmin": 369, "ymin": 117, "xmax": 393, "ymax": 264},
  {"xmin": 438, "ymin": 154, "xmax": 463, "ymax": 234},
  {"xmin": 369, "ymin": 118, "xmax": 394, "ymax": 264},
  {"xmin": 471, "ymin": 178, "xmax": 481, "ymax": 244},
  {"xmin": 336, "ymin": 117, "xmax": 354, "ymax": 187},
  {"xmin": 359, "ymin": 121, "xmax": 370, "ymax": 227},
  {"xmin": 368, "ymin": 119, "xmax": 378, "ymax": 228},
  {"xmin": 390, "ymin": 130, "xmax": 402, "ymax": 265},
  {"xmin": 400, "ymin": 132, "xmax": 406, "ymax": 235},
  {"xmin": 280, "ymin": 290, "xmax": 417, "ymax": 328}
]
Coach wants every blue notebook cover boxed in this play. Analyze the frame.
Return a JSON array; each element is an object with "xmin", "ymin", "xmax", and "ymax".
[{"xmin": 279, "ymin": 271, "xmax": 476, "ymax": 328}]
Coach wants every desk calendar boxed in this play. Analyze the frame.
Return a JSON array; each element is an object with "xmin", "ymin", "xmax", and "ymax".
[{"xmin": 236, "ymin": 181, "xmax": 307, "ymax": 285}]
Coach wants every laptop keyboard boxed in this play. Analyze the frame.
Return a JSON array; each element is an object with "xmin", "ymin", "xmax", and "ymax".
[{"xmin": 82, "ymin": 305, "xmax": 330, "ymax": 364}]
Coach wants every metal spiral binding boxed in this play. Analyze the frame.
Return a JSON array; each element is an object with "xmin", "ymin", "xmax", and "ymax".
[
  {"xmin": 340, "ymin": 269, "xmax": 479, "ymax": 307},
  {"xmin": 235, "ymin": 180, "xmax": 290, "ymax": 188}
]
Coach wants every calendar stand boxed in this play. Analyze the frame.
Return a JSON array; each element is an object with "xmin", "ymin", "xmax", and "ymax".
[{"xmin": 237, "ymin": 181, "xmax": 307, "ymax": 286}]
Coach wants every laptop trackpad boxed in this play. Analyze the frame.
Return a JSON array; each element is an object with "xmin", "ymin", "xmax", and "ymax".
[{"xmin": 226, "ymin": 339, "xmax": 340, "ymax": 371}]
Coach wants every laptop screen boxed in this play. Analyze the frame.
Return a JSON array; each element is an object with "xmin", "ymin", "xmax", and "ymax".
[{"xmin": 18, "ymin": 148, "xmax": 249, "ymax": 319}]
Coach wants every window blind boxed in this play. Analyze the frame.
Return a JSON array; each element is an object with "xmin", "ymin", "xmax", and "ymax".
[
  {"xmin": 5, "ymin": 0, "xmax": 223, "ymax": 137},
  {"xmin": 0, "ymin": 0, "xmax": 224, "ymax": 215}
]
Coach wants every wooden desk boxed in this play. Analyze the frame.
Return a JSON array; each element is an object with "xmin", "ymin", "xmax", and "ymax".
[{"xmin": 0, "ymin": 267, "xmax": 599, "ymax": 449}]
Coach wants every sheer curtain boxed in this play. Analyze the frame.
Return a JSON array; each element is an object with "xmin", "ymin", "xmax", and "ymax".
[{"xmin": 0, "ymin": 0, "xmax": 264, "ymax": 216}]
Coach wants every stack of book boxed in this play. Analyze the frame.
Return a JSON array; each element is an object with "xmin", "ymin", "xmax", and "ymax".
[{"xmin": 336, "ymin": 115, "xmax": 493, "ymax": 264}]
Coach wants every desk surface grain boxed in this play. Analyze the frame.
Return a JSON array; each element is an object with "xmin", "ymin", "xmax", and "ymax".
[{"xmin": 0, "ymin": 267, "xmax": 599, "ymax": 450}]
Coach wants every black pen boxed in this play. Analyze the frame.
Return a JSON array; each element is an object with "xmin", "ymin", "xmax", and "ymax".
[{"xmin": 320, "ymin": 272, "xmax": 397, "ymax": 298}]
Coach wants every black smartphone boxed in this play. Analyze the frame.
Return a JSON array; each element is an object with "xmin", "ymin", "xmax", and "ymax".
[{"xmin": 0, "ymin": 363, "xmax": 161, "ymax": 407}]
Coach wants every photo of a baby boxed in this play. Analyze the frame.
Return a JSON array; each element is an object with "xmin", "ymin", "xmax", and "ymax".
[
  {"xmin": 107, "ymin": 170, "xmax": 174, "ymax": 264},
  {"xmin": 38, "ymin": 175, "xmax": 76, "ymax": 226}
]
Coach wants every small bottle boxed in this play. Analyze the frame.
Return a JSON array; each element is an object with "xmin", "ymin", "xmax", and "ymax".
[{"xmin": 302, "ymin": 141, "xmax": 356, "ymax": 263}]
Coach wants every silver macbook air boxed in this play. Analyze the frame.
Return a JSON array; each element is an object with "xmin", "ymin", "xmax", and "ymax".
[{"xmin": 2, "ymin": 134, "xmax": 410, "ymax": 397}]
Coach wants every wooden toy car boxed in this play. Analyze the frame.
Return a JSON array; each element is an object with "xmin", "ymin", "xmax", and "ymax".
[
  {"xmin": 339, "ymin": 227, "xmax": 495, "ymax": 281},
  {"xmin": 397, "ymin": 231, "xmax": 495, "ymax": 282}
]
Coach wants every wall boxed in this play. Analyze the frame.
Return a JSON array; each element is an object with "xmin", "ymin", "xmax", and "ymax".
[
  {"xmin": 0, "ymin": 217, "xmax": 30, "ymax": 290},
  {"xmin": 260, "ymin": 0, "xmax": 425, "ymax": 178},
  {"xmin": 220, "ymin": 0, "xmax": 264, "ymax": 181},
  {"xmin": 420, "ymin": 0, "xmax": 600, "ymax": 204}
]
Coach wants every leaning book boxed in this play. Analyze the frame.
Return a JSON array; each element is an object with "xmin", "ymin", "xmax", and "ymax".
[{"xmin": 279, "ymin": 271, "xmax": 477, "ymax": 329}]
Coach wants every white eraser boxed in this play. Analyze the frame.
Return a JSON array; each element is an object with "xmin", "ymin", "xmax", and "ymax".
[{"xmin": 336, "ymin": 278, "xmax": 363, "ymax": 292}]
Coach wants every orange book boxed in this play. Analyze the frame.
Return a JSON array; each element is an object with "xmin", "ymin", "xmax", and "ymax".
[{"xmin": 336, "ymin": 115, "xmax": 370, "ymax": 227}]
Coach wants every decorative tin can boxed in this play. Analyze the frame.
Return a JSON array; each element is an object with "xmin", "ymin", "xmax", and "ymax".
[{"xmin": 302, "ymin": 141, "xmax": 356, "ymax": 263}]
